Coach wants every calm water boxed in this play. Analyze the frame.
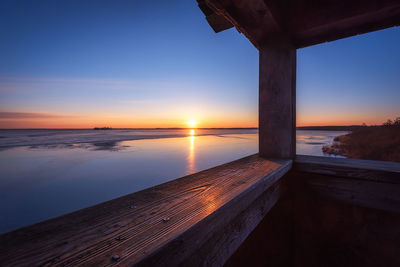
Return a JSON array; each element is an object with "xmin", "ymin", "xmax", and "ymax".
[
  {"xmin": 0, "ymin": 129, "xmax": 346, "ymax": 233},
  {"xmin": 296, "ymin": 130, "xmax": 348, "ymax": 156}
]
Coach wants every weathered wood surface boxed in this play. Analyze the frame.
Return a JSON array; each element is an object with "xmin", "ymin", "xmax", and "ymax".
[
  {"xmin": 199, "ymin": 0, "xmax": 400, "ymax": 49},
  {"xmin": 289, "ymin": 0, "xmax": 400, "ymax": 48},
  {"xmin": 295, "ymin": 155, "xmax": 400, "ymax": 183},
  {"xmin": 294, "ymin": 155, "xmax": 400, "ymax": 213},
  {"xmin": 225, "ymin": 195, "xmax": 294, "ymax": 267},
  {"xmin": 225, "ymin": 156, "xmax": 400, "ymax": 267},
  {"xmin": 0, "ymin": 155, "xmax": 291, "ymax": 266},
  {"xmin": 139, "ymin": 171, "xmax": 289, "ymax": 267},
  {"xmin": 197, "ymin": 0, "xmax": 233, "ymax": 32},
  {"xmin": 259, "ymin": 35, "xmax": 296, "ymax": 159},
  {"xmin": 291, "ymin": 170, "xmax": 400, "ymax": 267},
  {"xmin": 199, "ymin": 0, "xmax": 282, "ymax": 48}
]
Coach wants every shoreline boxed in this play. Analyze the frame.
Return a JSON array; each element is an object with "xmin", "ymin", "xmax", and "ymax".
[
  {"xmin": 0, "ymin": 129, "xmax": 348, "ymax": 150},
  {"xmin": 322, "ymin": 135, "xmax": 349, "ymax": 156},
  {"xmin": 0, "ymin": 126, "xmax": 363, "ymax": 131},
  {"xmin": 322, "ymin": 125, "xmax": 400, "ymax": 162},
  {"xmin": 0, "ymin": 129, "xmax": 259, "ymax": 149}
]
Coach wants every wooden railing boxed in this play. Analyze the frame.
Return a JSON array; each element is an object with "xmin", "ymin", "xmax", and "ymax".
[
  {"xmin": 0, "ymin": 155, "xmax": 292, "ymax": 266},
  {"xmin": 3, "ymin": 154, "xmax": 398, "ymax": 266},
  {"xmin": 225, "ymin": 155, "xmax": 400, "ymax": 267},
  {"xmin": 290, "ymin": 155, "xmax": 400, "ymax": 267},
  {"xmin": 294, "ymin": 155, "xmax": 400, "ymax": 212}
]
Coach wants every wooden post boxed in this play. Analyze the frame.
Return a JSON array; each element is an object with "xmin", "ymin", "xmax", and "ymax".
[{"xmin": 259, "ymin": 36, "xmax": 296, "ymax": 159}]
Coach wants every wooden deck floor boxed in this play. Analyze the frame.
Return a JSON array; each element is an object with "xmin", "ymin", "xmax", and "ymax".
[{"xmin": 0, "ymin": 154, "xmax": 291, "ymax": 266}]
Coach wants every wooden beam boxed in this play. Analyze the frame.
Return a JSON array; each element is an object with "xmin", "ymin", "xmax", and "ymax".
[
  {"xmin": 293, "ymin": 155, "xmax": 400, "ymax": 213},
  {"xmin": 198, "ymin": 0, "xmax": 400, "ymax": 49},
  {"xmin": 294, "ymin": 155, "xmax": 400, "ymax": 183},
  {"xmin": 204, "ymin": 0, "xmax": 283, "ymax": 49},
  {"xmin": 0, "ymin": 155, "xmax": 292, "ymax": 266},
  {"xmin": 291, "ymin": 171, "xmax": 400, "ymax": 267},
  {"xmin": 259, "ymin": 35, "xmax": 296, "ymax": 159},
  {"xmin": 292, "ymin": 3, "xmax": 400, "ymax": 48},
  {"xmin": 225, "ymin": 195, "xmax": 294, "ymax": 267},
  {"xmin": 138, "ymin": 176, "xmax": 288, "ymax": 266},
  {"xmin": 197, "ymin": 0, "xmax": 233, "ymax": 33}
]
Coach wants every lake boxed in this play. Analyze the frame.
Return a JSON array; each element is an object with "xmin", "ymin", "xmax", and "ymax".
[{"xmin": 0, "ymin": 129, "xmax": 347, "ymax": 233}]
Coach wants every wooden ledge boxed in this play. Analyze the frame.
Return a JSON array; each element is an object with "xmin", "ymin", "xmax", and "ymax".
[
  {"xmin": 295, "ymin": 155, "xmax": 400, "ymax": 183},
  {"xmin": 0, "ymin": 155, "xmax": 292, "ymax": 266},
  {"xmin": 293, "ymin": 155, "xmax": 400, "ymax": 213}
]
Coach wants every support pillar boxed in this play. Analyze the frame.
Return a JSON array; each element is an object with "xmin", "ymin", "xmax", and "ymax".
[{"xmin": 259, "ymin": 36, "xmax": 296, "ymax": 158}]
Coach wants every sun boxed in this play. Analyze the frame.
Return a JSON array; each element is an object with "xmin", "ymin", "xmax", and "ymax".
[{"xmin": 187, "ymin": 119, "xmax": 197, "ymax": 128}]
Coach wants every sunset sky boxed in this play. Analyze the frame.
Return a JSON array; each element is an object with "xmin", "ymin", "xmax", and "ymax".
[{"xmin": 0, "ymin": 0, "xmax": 399, "ymax": 128}]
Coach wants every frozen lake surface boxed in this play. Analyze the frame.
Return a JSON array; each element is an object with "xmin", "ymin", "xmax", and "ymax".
[{"xmin": 0, "ymin": 129, "xmax": 346, "ymax": 233}]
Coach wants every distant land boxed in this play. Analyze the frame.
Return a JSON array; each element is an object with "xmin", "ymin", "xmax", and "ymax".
[
  {"xmin": 93, "ymin": 127, "xmax": 113, "ymax": 130},
  {"xmin": 322, "ymin": 119, "xmax": 400, "ymax": 162},
  {"xmin": 0, "ymin": 128, "xmax": 258, "ymax": 149},
  {"xmin": 0, "ymin": 127, "xmax": 260, "ymax": 131},
  {"xmin": 296, "ymin": 125, "xmax": 366, "ymax": 131},
  {"xmin": 0, "ymin": 126, "xmax": 366, "ymax": 131}
]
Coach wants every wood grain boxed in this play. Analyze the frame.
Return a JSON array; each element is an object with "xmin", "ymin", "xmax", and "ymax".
[
  {"xmin": 259, "ymin": 35, "xmax": 296, "ymax": 159},
  {"xmin": 291, "ymin": 170, "xmax": 400, "ymax": 267},
  {"xmin": 198, "ymin": 0, "xmax": 400, "ymax": 49},
  {"xmin": 294, "ymin": 155, "xmax": 400, "ymax": 213},
  {"xmin": 295, "ymin": 155, "xmax": 400, "ymax": 183},
  {"xmin": 0, "ymin": 155, "xmax": 291, "ymax": 266}
]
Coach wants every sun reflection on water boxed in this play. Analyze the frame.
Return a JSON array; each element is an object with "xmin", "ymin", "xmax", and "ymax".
[{"xmin": 187, "ymin": 129, "xmax": 196, "ymax": 174}]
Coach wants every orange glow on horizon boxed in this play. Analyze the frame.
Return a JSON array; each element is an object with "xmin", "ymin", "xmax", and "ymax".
[
  {"xmin": 297, "ymin": 115, "xmax": 390, "ymax": 127},
  {"xmin": 0, "ymin": 107, "xmax": 261, "ymax": 129},
  {"xmin": 0, "ymin": 109, "xmax": 395, "ymax": 129},
  {"xmin": 0, "ymin": 114, "xmax": 258, "ymax": 129}
]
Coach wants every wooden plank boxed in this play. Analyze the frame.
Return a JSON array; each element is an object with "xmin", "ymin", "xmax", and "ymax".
[
  {"xmin": 198, "ymin": 0, "xmax": 400, "ymax": 49},
  {"xmin": 297, "ymin": 172, "xmax": 400, "ymax": 213},
  {"xmin": 292, "ymin": 172, "xmax": 400, "ymax": 267},
  {"xmin": 295, "ymin": 155, "xmax": 400, "ymax": 184},
  {"xmin": 293, "ymin": 156, "xmax": 400, "ymax": 213},
  {"xmin": 290, "ymin": 0, "xmax": 400, "ymax": 48},
  {"xmin": 0, "ymin": 155, "xmax": 292, "ymax": 266},
  {"xmin": 203, "ymin": 0, "xmax": 282, "ymax": 49},
  {"xmin": 205, "ymin": 12, "xmax": 234, "ymax": 33},
  {"xmin": 225, "ymin": 196, "xmax": 294, "ymax": 267},
  {"xmin": 197, "ymin": 0, "xmax": 233, "ymax": 33},
  {"xmin": 259, "ymin": 35, "xmax": 296, "ymax": 159},
  {"xmin": 138, "ymin": 174, "xmax": 289, "ymax": 266}
]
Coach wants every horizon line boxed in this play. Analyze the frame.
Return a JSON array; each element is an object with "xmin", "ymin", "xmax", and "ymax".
[{"xmin": 0, "ymin": 125, "xmax": 371, "ymax": 130}]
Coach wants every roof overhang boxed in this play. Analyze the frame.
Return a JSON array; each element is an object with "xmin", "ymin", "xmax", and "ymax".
[{"xmin": 197, "ymin": 0, "xmax": 400, "ymax": 49}]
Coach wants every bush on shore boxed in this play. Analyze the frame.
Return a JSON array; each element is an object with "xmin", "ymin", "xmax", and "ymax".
[{"xmin": 322, "ymin": 117, "xmax": 400, "ymax": 162}]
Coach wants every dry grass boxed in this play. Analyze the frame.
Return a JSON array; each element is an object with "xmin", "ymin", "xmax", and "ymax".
[{"xmin": 322, "ymin": 118, "xmax": 400, "ymax": 162}]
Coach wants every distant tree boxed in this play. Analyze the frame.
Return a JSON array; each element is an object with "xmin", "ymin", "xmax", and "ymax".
[
  {"xmin": 361, "ymin": 122, "xmax": 367, "ymax": 127},
  {"xmin": 383, "ymin": 119, "xmax": 393, "ymax": 127},
  {"xmin": 394, "ymin": 117, "xmax": 400, "ymax": 127}
]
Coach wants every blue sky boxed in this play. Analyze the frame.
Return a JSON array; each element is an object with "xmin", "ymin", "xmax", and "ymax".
[
  {"xmin": 0, "ymin": 0, "xmax": 399, "ymax": 128},
  {"xmin": 298, "ymin": 27, "xmax": 400, "ymax": 125}
]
